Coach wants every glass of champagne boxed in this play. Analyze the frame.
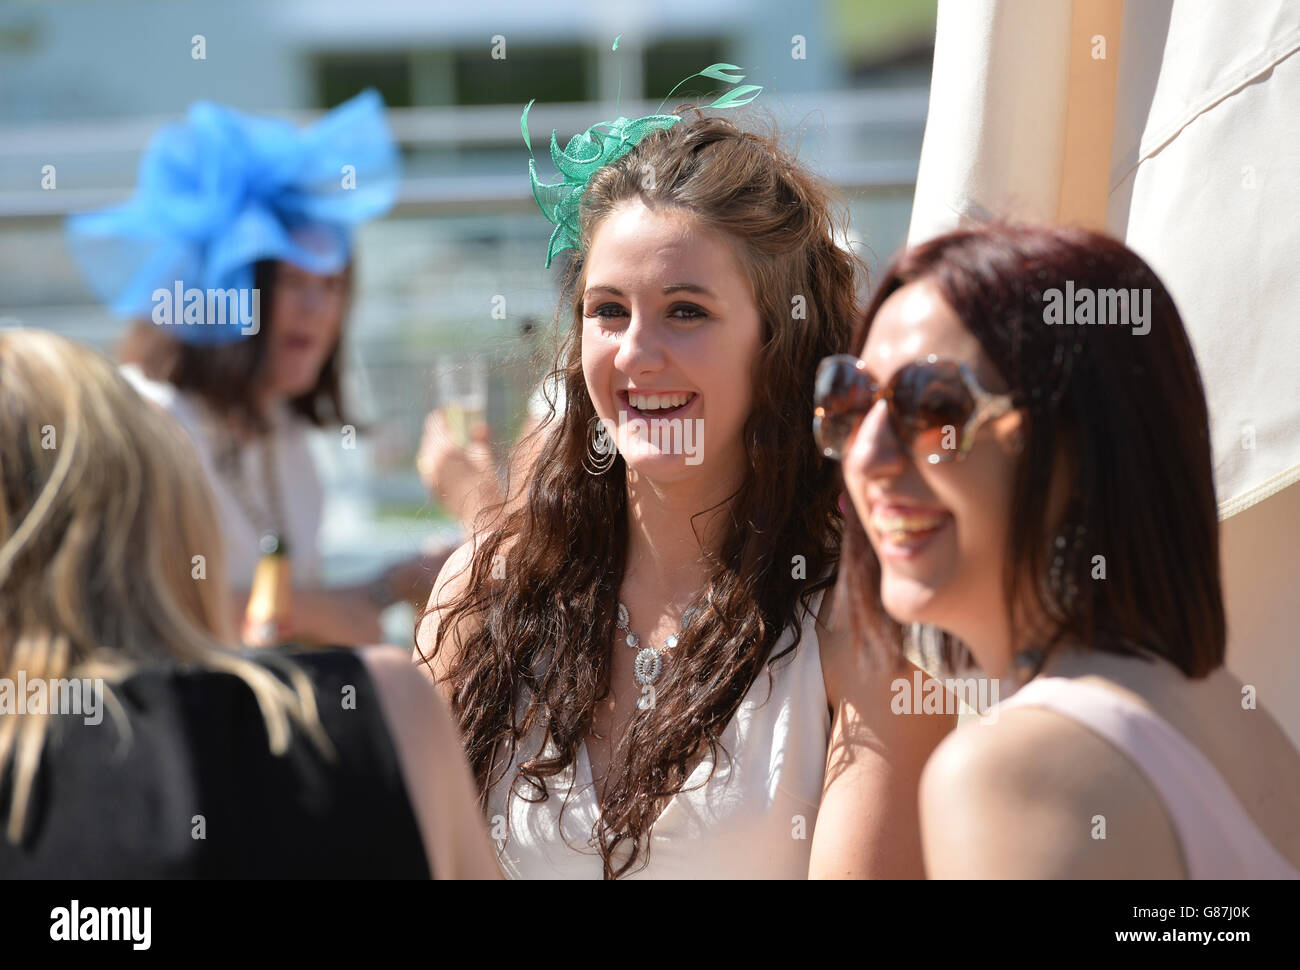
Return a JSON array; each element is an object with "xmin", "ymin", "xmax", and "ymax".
[{"xmin": 436, "ymin": 354, "xmax": 489, "ymax": 448}]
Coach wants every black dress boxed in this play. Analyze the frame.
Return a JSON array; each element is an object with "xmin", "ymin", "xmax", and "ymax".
[{"xmin": 0, "ymin": 647, "xmax": 430, "ymax": 878}]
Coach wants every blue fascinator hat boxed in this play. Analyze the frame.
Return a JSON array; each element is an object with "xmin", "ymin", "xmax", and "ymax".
[{"xmin": 66, "ymin": 89, "xmax": 400, "ymax": 345}]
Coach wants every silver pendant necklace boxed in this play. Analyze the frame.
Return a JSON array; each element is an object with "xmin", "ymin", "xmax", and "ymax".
[{"xmin": 615, "ymin": 600, "xmax": 702, "ymax": 710}]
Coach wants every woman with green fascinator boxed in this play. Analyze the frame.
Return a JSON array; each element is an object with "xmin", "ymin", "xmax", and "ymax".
[{"xmin": 415, "ymin": 56, "xmax": 955, "ymax": 879}]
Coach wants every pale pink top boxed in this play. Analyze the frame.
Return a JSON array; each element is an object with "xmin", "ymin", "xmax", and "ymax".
[{"xmin": 989, "ymin": 676, "xmax": 1300, "ymax": 879}]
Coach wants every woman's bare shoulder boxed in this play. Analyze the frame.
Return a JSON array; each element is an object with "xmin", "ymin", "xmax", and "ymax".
[
  {"xmin": 413, "ymin": 531, "xmax": 518, "ymax": 690},
  {"xmin": 919, "ymin": 704, "xmax": 1183, "ymax": 877},
  {"xmin": 413, "ymin": 538, "xmax": 479, "ymax": 687}
]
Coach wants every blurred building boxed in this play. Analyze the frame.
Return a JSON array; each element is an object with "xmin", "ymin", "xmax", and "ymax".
[{"xmin": 0, "ymin": 0, "xmax": 935, "ymax": 635}]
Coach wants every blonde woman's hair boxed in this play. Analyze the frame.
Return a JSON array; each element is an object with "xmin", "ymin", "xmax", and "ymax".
[{"xmin": 0, "ymin": 329, "xmax": 333, "ymax": 843}]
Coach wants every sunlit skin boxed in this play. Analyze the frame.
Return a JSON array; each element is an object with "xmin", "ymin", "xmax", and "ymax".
[
  {"xmin": 581, "ymin": 196, "xmax": 762, "ymax": 495},
  {"xmin": 839, "ymin": 279, "xmax": 1026, "ymax": 677},
  {"xmin": 580, "ymin": 196, "xmax": 764, "ymax": 602}
]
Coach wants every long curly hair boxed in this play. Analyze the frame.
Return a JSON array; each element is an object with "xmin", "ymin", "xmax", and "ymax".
[{"xmin": 417, "ymin": 106, "xmax": 868, "ymax": 878}]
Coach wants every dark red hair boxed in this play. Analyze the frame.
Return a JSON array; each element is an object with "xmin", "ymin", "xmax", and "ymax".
[{"xmin": 838, "ymin": 223, "xmax": 1224, "ymax": 677}]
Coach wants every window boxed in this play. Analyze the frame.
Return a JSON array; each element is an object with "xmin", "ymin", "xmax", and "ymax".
[
  {"xmin": 452, "ymin": 44, "xmax": 591, "ymax": 106},
  {"xmin": 642, "ymin": 38, "xmax": 728, "ymax": 101},
  {"xmin": 316, "ymin": 53, "xmax": 412, "ymax": 109}
]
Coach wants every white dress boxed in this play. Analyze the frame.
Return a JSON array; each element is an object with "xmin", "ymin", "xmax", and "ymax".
[
  {"xmin": 120, "ymin": 364, "xmax": 324, "ymax": 589},
  {"xmin": 486, "ymin": 588, "xmax": 831, "ymax": 879}
]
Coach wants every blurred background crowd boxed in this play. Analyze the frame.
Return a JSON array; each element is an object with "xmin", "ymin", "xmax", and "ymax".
[{"xmin": 0, "ymin": 0, "xmax": 937, "ymax": 644}]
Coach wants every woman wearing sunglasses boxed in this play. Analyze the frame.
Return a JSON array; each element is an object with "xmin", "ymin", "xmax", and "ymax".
[{"xmin": 818, "ymin": 223, "xmax": 1300, "ymax": 878}]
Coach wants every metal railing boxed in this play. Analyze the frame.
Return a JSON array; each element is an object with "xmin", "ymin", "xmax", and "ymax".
[
  {"xmin": 0, "ymin": 91, "xmax": 925, "ymax": 620},
  {"xmin": 0, "ymin": 89, "xmax": 926, "ymax": 217}
]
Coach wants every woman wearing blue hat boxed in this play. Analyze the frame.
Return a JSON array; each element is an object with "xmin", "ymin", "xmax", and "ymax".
[{"xmin": 68, "ymin": 89, "xmax": 436, "ymax": 646}]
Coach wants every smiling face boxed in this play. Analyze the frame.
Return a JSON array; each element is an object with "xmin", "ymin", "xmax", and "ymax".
[
  {"xmin": 262, "ymin": 260, "xmax": 347, "ymax": 402},
  {"xmin": 580, "ymin": 196, "xmax": 763, "ymax": 487},
  {"xmin": 840, "ymin": 279, "xmax": 1025, "ymax": 651}
]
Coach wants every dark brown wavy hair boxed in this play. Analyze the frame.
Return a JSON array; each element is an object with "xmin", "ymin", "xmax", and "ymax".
[
  {"xmin": 116, "ymin": 259, "xmax": 355, "ymax": 433},
  {"xmin": 416, "ymin": 106, "xmax": 868, "ymax": 877},
  {"xmin": 837, "ymin": 223, "xmax": 1225, "ymax": 679}
]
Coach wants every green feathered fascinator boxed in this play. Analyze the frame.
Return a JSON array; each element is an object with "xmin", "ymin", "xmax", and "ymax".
[{"xmin": 521, "ymin": 38, "xmax": 763, "ymax": 268}]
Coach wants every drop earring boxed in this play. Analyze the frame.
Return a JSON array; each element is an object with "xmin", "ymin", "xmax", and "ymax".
[
  {"xmin": 583, "ymin": 415, "xmax": 618, "ymax": 475},
  {"xmin": 1047, "ymin": 520, "xmax": 1087, "ymax": 610}
]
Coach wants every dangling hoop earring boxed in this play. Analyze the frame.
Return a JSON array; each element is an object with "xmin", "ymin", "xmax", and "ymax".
[
  {"xmin": 1018, "ymin": 504, "xmax": 1088, "ymax": 686},
  {"xmin": 1048, "ymin": 520, "xmax": 1087, "ymax": 612},
  {"xmin": 583, "ymin": 415, "xmax": 618, "ymax": 475}
]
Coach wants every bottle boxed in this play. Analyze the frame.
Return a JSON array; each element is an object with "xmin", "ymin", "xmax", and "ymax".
[{"xmin": 243, "ymin": 533, "xmax": 292, "ymax": 648}]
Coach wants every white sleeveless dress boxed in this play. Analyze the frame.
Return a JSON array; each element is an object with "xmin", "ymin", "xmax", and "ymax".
[
  {"xmin": 486, "ymin": 588, "xmax": 831, "ymax": 879},
  {"xmin": 119, "ymin": 363, "xmax": 324, "ymax": 588}
]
